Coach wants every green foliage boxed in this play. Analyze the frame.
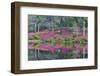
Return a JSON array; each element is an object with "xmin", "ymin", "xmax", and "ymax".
[
  {"xmin": 79, "ymin": 38, "xmax": 87, "ymax": 45},
  {"xmin": 28, "ymin": 15, "xmax": 88, "ymax": 31},
  {"xmin": 33, "ymin": 35, "xmax": 40, "ymax": 40}
]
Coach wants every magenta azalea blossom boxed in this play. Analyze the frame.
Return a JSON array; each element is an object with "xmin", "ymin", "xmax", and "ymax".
[
  {"xmin": 39, "ymin": 44, "xmax": 56, "ymax": 53},
  {"xmin": 40, "ymin": 31, "xmax": 55, "ymax": 39},
  {"xmin": 28, "ymin": 32, "xmax": 34, "ymax": 38}
]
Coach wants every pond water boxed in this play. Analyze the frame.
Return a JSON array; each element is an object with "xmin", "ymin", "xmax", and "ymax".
[{"xmin": 28, "ymin": 30, "xmax": 88, "ymax": 60}]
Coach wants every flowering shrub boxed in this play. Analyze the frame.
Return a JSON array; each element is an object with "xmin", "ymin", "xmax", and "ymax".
[{"xmin": 28, "ymin": 30, "xmax": 87, "ymax": 54}]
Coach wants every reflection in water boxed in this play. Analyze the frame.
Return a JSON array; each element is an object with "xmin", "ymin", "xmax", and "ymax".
[{"xmin": 28, "ymin": 30, "xmax": 88, "ymax": 60}]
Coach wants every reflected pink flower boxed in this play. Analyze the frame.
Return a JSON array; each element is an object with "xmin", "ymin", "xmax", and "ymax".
[
  {"xmin": 28, "ymin": 43, "xmax": 34, "ymax": 49},
  {"xmin": 61, "ymin": 47, "xmax": 71, "ymax": 53},
  {"xmin": 74, "ymin": 44, "xmax": 87, "ymax": 51},
  {"xmin": 55, "ymin": 44, "xmax": 61, "ymax": 49}
]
